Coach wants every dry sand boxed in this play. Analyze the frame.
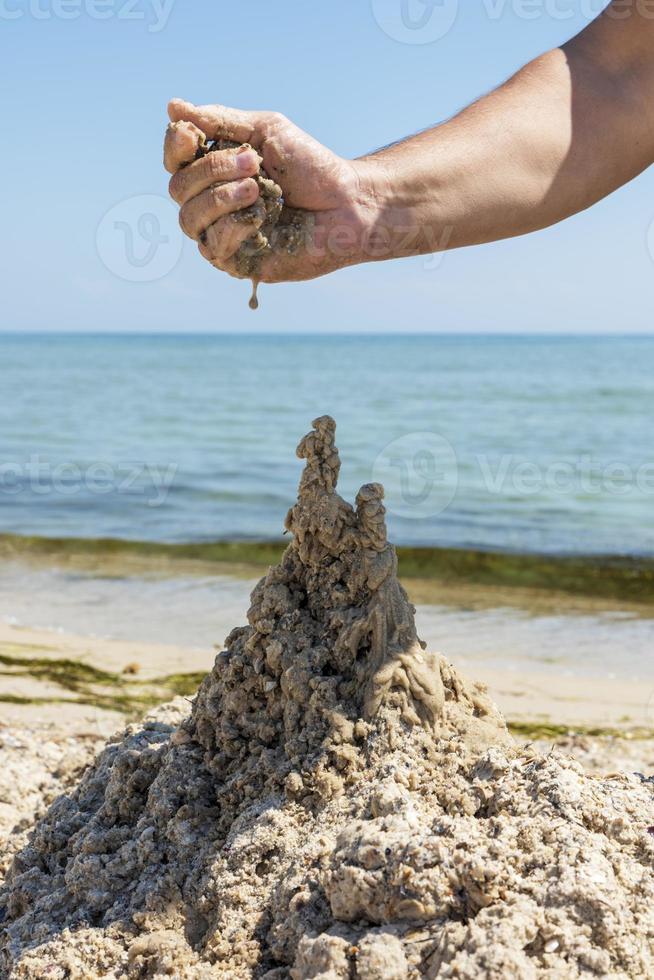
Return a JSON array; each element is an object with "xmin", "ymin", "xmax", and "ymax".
[
  {"xmin": 0, "ymin": 619, "xmax": 650, "ymax": 739},
  {"xmin": 1, "ymin": 418, "xmax": 653, "ymax": 978}
]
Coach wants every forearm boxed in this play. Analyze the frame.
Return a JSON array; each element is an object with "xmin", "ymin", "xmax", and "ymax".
[
  {"xmin": 164, "ymin": 3, "xmax": 654, "ymax": 286},
  {"xmin": 356, "ymin": 10, "xmax": 654, "ymax": 262}
]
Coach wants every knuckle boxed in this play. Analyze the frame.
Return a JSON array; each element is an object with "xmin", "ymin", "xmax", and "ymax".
[
  {"xmin": 212, "ymin": 108, "xmax": 227, "ymax": 131},
  {"xmin": 178, "ymin": 205, "xmax": 194, "ymax": 238},
  {"xmin": 200, "ymin": 240, "xmax": 226, "ymax": 271},
  {"xmin": 202, "ymin": 225, "xmax": 219, "ymax": 252},
  {"xmin": 168, "ymin": 171, "xmax": 185, "ymax": 204},
  {"xmin": 208, "ymin": 224, "xmax": 233, "ymax": 260},
  {"xmin": 206, "ymin": 151, "xmax": 225, "ymax": 180},
  {"xmin": 209, "ymin": 183, "xmax": 228, "ymax": 208},
  {"xmin": 266, "ymin": 110, "xmax": 287, "ymax": 127}
]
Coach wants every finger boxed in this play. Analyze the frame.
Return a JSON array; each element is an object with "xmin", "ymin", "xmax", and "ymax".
[
  {"xmin": 199, "ymin": 212, "xmax": 265, "ymax": 266},
  {"xmin": 178, "ymin": 179, "xmax": 259, "ymax": 240},
  {"xmin": 163, "ymin": 120, "xmax": 205, "ymax": 174},
  {"xmin": 169, "ymin": 146, "xmax": 260, "ymax": 205},
  {"xmin": 168, "ymin": 98, "xmax": 261, "ymax": 147},
  {"xmin": 199, "ymin": 244, "xmax": 238, "ymax": 277}
]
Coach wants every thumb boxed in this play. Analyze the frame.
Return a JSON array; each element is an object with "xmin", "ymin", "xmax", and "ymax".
[{"xmin": 163, "ymin": 120, "xmax": 204, "ymax": 174}]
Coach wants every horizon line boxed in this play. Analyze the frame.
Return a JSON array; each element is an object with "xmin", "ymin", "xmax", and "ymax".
[{"xmin": 1, "ymin": 330, "xmax": 653, "ymax": 339}]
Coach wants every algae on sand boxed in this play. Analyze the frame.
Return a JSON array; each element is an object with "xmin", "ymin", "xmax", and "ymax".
[{"xmin": 1, "ymin": 417, "xmax": 654, "ymax": 979}]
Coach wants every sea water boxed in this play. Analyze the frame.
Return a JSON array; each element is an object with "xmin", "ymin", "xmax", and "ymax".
[{"xmin": 1, "ymin": 333, "xmax": 652, "ymax": 556}]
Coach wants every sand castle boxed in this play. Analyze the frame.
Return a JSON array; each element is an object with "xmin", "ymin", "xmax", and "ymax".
[{"xmin": 1, "ymin": 418, "xmax": 653, "ymax": 979}]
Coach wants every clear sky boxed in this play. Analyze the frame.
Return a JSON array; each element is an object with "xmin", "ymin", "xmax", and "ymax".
[{"xmin": 2, "ymin": 0, "xmax": 653, "ymax": 333}]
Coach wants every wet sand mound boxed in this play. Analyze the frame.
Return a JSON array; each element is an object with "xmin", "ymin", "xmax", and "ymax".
[{"xmin": 1, "ymin": 418, "xmax": 653, "ymax": 979}]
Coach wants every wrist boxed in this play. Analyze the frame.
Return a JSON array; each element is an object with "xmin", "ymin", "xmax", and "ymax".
[
  {"xmin": 349, "ymin": 156, "xmax": 450, "ymax": 265},
  {"xmin": 298, "ymin": 159, "xmax": 395, "ymax": 275}
]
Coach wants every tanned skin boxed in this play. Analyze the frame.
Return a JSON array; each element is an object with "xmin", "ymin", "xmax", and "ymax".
[{"xmin": 164, "ymin": 2, "xmax": 654, "ymax": 285}]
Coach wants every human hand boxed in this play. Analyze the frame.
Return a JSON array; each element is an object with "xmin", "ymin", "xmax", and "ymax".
[{"xmin": 164, "ymin": 99, "xmax": 383, "ymax": 287}]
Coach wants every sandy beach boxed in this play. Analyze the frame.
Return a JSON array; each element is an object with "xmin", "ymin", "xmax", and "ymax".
[
  {"xmin": 2, "ymin": 616, "xmax": 653, "ymax": 740},
  {"xmin": 1, "ymin": 428, "xmax": 653, "ymax": 977},
  {"xmin": 2, "ymin": 556, "xmax": 653, "ymax": 784},
  {"xmin": 1, "ymin": 552, "xmax": 652, "ymax": 899},
  {"xmin": 5, "ymin": 0, "xmax": 654, "ymax": 962},
  {"xmin": 2, "ymin": 529, "xmax": 653, "ymax": 741},
  {"xmin": 4, "ymin": 574, "xmax": 654, "ymax": 908},
  {"xmin": 2, "ymin": 419, "xmax": 654, "ymax": 979},
  {"xmin": 3, "ymin": 612, "xmax": 654, "ymax": 882}
]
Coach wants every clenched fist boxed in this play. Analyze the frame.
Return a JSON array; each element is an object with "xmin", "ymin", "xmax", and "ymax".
[{"xmin": 164, "ymin": 98, "xmax": 384, "ymax": 289}]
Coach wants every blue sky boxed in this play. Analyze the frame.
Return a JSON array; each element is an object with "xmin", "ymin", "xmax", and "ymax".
[{"xmin": 1, "ymin": 0, "xmax": 652, "ymax": 333}]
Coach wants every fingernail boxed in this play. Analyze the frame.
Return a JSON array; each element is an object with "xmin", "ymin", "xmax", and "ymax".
[
  {"xmin": 236, "ymin": 149, "xmax": 258, "ymax": 173},
  {"xmin": 237, "ymin": 179, "xmax": 255, "ymax": 199}
]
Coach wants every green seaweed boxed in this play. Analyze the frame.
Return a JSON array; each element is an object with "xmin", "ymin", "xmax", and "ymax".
[
  {"xmin": 2, "ymin": 533, "xmax": 653, "ymax": 606},
  {"xmin": 0, "ymin": 694, "xmax": 69, "ymax": 706},
  {"xmin": 509, "ymin": 721, "xmax": 654, "ymax": 740},
  {"xmin": 0, "ymin": 652, "xmax": 122, "ymax": 690},
  {"xmin": 151, "ymin": 671, "xmax": 207, "ymax": 696},
  {"xmin": 4, "ymin": 647, "xmax": 654, "ymax": 739},
  {"xmin": 0, "ymin": 649, "xmax": 203, "ymax": 719},
  {"xmin": 5, "ymin": 647, "xmax": 654, "ymax": 740}
]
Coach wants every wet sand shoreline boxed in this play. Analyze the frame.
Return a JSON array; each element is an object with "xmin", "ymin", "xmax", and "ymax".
[
  {"xmin": 1, "ymin": 543, "xmax": 652, "ymax": 822},
  {"xmin": 1, "ymin": 619, "xmax": 652, "ymax": 745},
  {"xmin": 2, "ymin": 532, "xmax": 654, "ymax": 608}
]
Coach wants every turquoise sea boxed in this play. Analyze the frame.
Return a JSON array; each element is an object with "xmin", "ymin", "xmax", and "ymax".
[{"xmin": 1, "ymin": 333, "xmax": 653, "ymax": 556}]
